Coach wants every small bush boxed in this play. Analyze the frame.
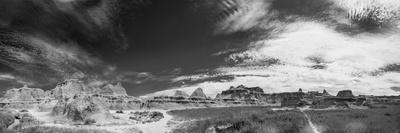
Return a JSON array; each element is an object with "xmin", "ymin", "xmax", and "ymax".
[
  {"xmin": 84, "ymin": 119, "xmax": 96, "ymax": 125},
  {"xmin": 116, "ymin": 110, "xmax": 124, "ymax": 114}
]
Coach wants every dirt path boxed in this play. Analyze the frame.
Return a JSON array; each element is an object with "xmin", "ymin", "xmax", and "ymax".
[{"xmin": 299, "ymin": 108, "xmax": 321, "ymax": 133}]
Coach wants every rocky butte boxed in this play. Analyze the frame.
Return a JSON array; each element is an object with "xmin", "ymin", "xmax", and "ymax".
[
  {"xmin": 0, "ymin": 85, "xmax": 46, "ymax": 102},
  {"xmin": 0, "ymin": 79, "xmax": 134, "ymax": 109},
  {"xmin": 190, "ymin": 88, "xmax": 208, "ymax": 99}
]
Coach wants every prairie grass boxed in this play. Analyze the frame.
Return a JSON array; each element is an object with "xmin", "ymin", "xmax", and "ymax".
[
  {"xmin": 305, "ymin": 105, "xmax": 400, "ymax": 133},
  {"xmin": 168, "ymin": 106, "xmax": 272, "ymax": 121},
  {"xmin": 1, "ymin": 126, "xmax": 115, "ymax": 133},
  {"xmin": 169, "ymin": 107, "xmax": 309, "ymax": 133},
  {"xmin": 169, "ymin": 106, "xmax": 400, "ymax": 133}
]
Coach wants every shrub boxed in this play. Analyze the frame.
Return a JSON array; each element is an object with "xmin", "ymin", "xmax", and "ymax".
[
  {"xmin": 116, "ymin": 110, "xmax": 124, "ymax": 114},
  {"xmin": 84, "ymin": 119, "xmax": 96, "ymax": 125}
]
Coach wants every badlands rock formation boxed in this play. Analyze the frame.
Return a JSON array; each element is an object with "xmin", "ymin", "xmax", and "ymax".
[
  {"xmin": 190, "ymin": 88, "xmax": 208, "ymax": 99},
  {"xmin": 52, "ymin": 95, "xmax": 111, "ymax": 122},
  {"xmin": 52, "ymin": 79, "xmax": 91, "ymax": 99},
  {"xmin": 52, "ymin": 79, "xmax": 128, "ymax": 99},
  {"xmin": 174, "ymin": 90, "xmax": 189, "ymax": 97},
  {"xmin": 337, "ymin": 90, "xmax": 354, "ymax": 98},
  {"xmin": 218, "ymin": 85, "xmax": 264, "ymax": 100},
  {"xmin": 101, "ymin": 82, "xmax": 128, "ymax": 96},
  {"xmin": 1, "ymin": 85, "xmax": 46, "ymax": 102}
]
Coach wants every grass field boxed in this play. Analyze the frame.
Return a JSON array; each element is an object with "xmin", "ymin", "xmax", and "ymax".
[
  {"xmin": 1, "ymin": 126, "xmax": 115, "ymax": 133},
  {"xmin": 305, "ymin": 105, "xmax": 400, "ymax": 133},
  {"xmin": 168, "ymin": 106, "xmax": 400, "ymax": 133},
  {"xmin": 168, "ymin": 107, "xmax": 310, "ymax": 133}
]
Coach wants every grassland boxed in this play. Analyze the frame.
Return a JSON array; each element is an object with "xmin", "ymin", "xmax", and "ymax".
[
  {"xmin": 1, "ymin": 126, "xmax": 115, "ymax": 133},
  {"xmin": 305, "ymin": 105, "xmax": 400, "ymax": 133},
  {"xmin": 168, "ymin": 107, "xmax": 310, "ymax": 133},
  {"xmin": 0, "ymin": 109, "xmax": 114, "ymax": 133},
  {"xmin": 168, "ymin": 106, "xmax": 400, "ymax": 133}
]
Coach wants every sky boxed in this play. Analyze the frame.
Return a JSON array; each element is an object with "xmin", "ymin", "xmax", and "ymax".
[{"xmin": 1, "ymin": 0, "xmax": 400, "ymax": 96}]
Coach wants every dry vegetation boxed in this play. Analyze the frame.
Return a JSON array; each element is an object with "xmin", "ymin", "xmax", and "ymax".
[
  {"xmin": 1, "ymin": 126, "xmax": 115, "ymax": 133},
  {"xmin": 168, "ymin": 107, "xmax": 309, "ymax": 133},
  {"xmin": 305, "ymin": 105, "xmax": 400, "ymax": 133},
  {"xmin": 0, "ymin": 109, "xmax": 114, "ymax": 133},
  {"xmin": 168, "ymin": 105, "xmax": 400, "ymax": 133}
]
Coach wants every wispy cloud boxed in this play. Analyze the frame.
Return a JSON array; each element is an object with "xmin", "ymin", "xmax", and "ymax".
[
  {"xmin": 0, "ymin": 0, "xmax": 131, "ymax": 88},
  {"xmin": 152, "ymin": 0, "xmax": 400, "ymax": 97}
]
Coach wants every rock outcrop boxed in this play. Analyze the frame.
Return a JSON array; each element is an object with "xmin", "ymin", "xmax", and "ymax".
[
  {"xmin": 51, "ymin": 79, "xmax": 129, "ymax": 99},
  {"xmin": 52, "ymin": 95, "xmax": 111, "ymax": 122},
  {"xmin": 174, "ymin": 90, "xmax": 189, "ymax": 97},
  {"xmin": 52, "ymin": 79, "xmax": 88, "ymax": 99},
  {"xmin": 190, "ymin": 88, "xmax": 208, "ymax": 99},
  {"xmin": 129, "ymin": 111, "xmax": 164, "ymax": 123},
  {"xmin": 219, "ymin": 85, "xmax": 264, "ymax": 100},
  {"xmin": 337, "ymin": 90, "xmax": 354, "ymax": 98},
  {"xmin": 322, "ymin": 89, "xmax": 331, "ymax": 96},
  {"xmin": 1, "ymin": 85, "xmax": 46, "ymax": 101},
  {"xmin": 101, "ymin": 82, "xmax": 128, "ymax": 96}
]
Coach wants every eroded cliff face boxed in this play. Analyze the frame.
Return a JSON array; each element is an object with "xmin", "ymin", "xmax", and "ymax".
[
  {"xmin": 52, "ymin": 79, "xmax": 88, "ymax": 99},
  {"xmin": 1, "ymin": 85, "xmax": 46, "ymax": 102},
  {"xmin": 190, "ymin": 88, "xmax": 208, "ymax": 99},
  {"xmin": 337, "ymin": 90, "xmax": 354, "ymax": 98},
  {"xmin": 219, "ymin": 85, "xmax": 264, "ymax": 100},
  {"xmin": 101, "ymin": 82, "xmax": 128, "ymax": 96},
  {"xmin": 52, "ymin": 95, "xmax": 111, "ymax": 122},
  {"xmin": 51, "ymin": 79, "xmax": 129, "ymax": 99},
  {"xmin": 1, "ymin": 79, "xmax": 130, "ymax": 102}
]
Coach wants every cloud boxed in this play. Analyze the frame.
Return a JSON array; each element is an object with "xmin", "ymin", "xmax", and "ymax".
[
  {"xmin": 215, "ymin": 0, "xmax": 272, "ymax": 33},
  {"xmin": 0, "ymin": 74, "xmax": 15, "ymax": 80},
  {"xmin": 0, "ymin": 73, "xmax": 35, "ymax": 85},
  {"xmin": 151, "ymin": 0, "xmax": 400, "ymax": 97},
  {"xmin": 0, "ymin": 0, "xmax": 132, "ymax": 88}
]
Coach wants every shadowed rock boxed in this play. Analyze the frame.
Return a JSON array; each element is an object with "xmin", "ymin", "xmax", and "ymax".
[
  {"xmin": 174, "ymin": 90, "xmax": 189, "ymax": 97},
  {"xmin": 337, "ymin": 90, "xmax": 354, "ymax": 98},
  {"xmin": 219, "ymin": 85, "xmax": 264, "ymax": 100},
  {"xmin": 52, "ymin": 95, "xmax": 111, "ymax": 122},
  {"xmin": 190, "ymin": 88, "xmax": 208, "ymax": 99}
]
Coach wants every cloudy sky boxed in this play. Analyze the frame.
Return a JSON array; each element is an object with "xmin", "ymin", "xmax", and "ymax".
[{"xmin": 1, "ymin": 0, "xmax": 400, "ymax": 96}]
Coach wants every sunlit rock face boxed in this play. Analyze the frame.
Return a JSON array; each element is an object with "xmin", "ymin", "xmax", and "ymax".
[
  {"xmin": 100, "ymin": 82, "xmax": 127, "ymax": 96},
  {"xmin": 1, "ymin": 85, "xmax": 46, "ymax": 101},
  {"xmin": 190, "ymin": 88, "xmax": 208, "ymax": 99},
  {"xmin": 219, "ymin": 85, "xmax": 264, "ymax": 99},
  {"xmin": 52, "ymin": 95, "xmax": 111, "ymax": 122},
  {"xmin": 52, "ymin": 79, "xmax": 88, "ymax": 99},
  {"xmin": 50, "ymin": 79, "xmax": 129, "ymax": 99},
  {"xmin": 51, "ymin": 79, "xmax": 129, "ymax": 99}
]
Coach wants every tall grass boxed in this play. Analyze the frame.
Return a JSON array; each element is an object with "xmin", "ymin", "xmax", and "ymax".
[
  {"xmin": 305, "ymin": 105, "xmax": 400, "ymax": 133},
  {"xmin": 169, "ymin": 107, "xmax": 308, "ymax": 133},
  {"xmin": 1, "ymin": 126, "xmax": 115, "ymax": 133}
]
